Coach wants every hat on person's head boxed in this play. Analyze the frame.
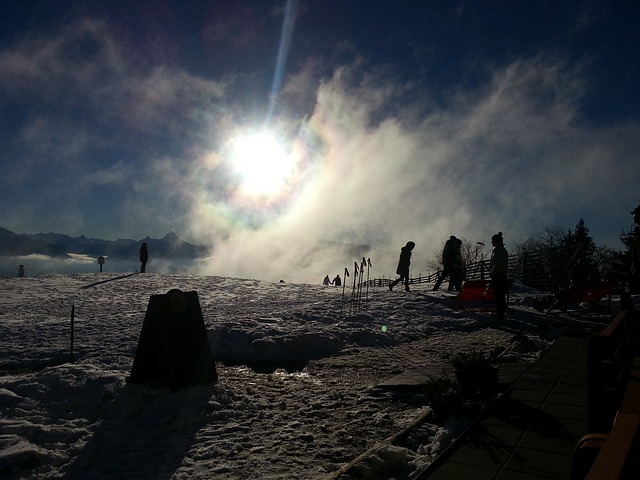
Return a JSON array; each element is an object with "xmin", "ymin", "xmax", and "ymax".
[
  {"xmin": 491, "ymin": 232, "xmax": 504, "ymax": 244},
  {"xmin": 631, "ymin": 205, "xmax": 640, "ymax": 215},
  {"xmin": 406, "ymin": 241, "xmax": 415, "ymax": 250}
]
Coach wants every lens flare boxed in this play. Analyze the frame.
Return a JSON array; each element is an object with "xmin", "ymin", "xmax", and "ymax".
[
  {"xmin": 192, "ymin": 119, "xmax": 325, "ymax": 232},
  {"xmin": 229, "ymin": 132, "xmax": 295, "ymax": 196}
]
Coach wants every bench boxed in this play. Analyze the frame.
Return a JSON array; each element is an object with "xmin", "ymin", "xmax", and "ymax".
[
  {"xmin": 451, "ymin": 279, "xmax": 514, "ymax": 308},
  {"xmin": 546, "ymin": 281, "xmax": 614, "ymax": 314},
  {"xmin": 571, "ymin": 310, "xmax": 640, "ymax": 479},
  {"xmin": 583, "ymin": 387, "xmax": 640, "ymax": 480},
  {"xmin": 587, "ymin": 311, "xmax": 639, "ymax": 432}
]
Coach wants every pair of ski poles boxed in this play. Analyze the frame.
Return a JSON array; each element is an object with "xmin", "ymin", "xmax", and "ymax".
[{"xmin": 340, "ymin": 257, "xmax": 372, "ymax": 317}]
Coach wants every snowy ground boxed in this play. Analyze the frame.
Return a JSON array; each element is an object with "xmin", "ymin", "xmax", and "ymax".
[{"xmin": 0, "ymin": 273, "xmax": 618, "ymax": 479}]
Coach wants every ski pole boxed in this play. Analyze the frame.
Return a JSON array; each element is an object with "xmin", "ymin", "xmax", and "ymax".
[
  {"xmin": 341, "ymin": 267, "xmax": 350, "ymax": 317},
  {"xmin": 350, "ymin": 262, "xmax": 359, "ymax": 316},
  {"xmin": 356, "ymin": 257, "xmax": 365, "ymax": 313},
  {"xmin": 365, "ymin": 258, "xmax": 372, "ymax": 311}
]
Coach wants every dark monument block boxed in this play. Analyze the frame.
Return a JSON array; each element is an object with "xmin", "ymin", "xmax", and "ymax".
[{"xmin": 129, "ymin": 289, "xmax": 218, "ymax": 391}]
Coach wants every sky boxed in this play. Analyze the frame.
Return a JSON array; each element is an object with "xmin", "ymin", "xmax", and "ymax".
[{"xmin": 1, "ymin": 0, "xmax": 639, "ymax": 281}]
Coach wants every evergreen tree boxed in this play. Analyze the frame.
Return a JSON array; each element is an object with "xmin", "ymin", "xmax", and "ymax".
[
  {"xmin": 611, "ymin": 228, "xmax": 634, "ymax": 280},
  {"xmin": 569, "ymin": 218, "xmax": 597, "ymax": 259}
]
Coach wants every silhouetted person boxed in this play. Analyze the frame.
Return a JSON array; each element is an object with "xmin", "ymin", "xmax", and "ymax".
[
  {"xmin": 489, "ymin": 232, "xmax": 508, "ymax": 319},
  {"xmin": 433, "ymin": 236, "xmax": 463, "ymax": 291},
  {"xmin": 140, "ymin": 242, "xmax": 148, "ymax": 273},
  {"xmin": 323, "ymin": 275, "xmax": 331, "ymax": 285},
  {"xmin": 389, "ymin": 241, "xmax": 415, "ymax": 292},
  {"xmin": 632, "ymin": 205, "xmax": 640, "ymax": 288},
  {"xmin": 17, "ymin": 265, "xmax": 25, "ymax": 277},
  {"xmin": 618, "ymin": 204, "xmax": 640, "ymax": 310},
  {"xmin": 332, "ymin": 274, "xmax": 341, "ymax": 286}
]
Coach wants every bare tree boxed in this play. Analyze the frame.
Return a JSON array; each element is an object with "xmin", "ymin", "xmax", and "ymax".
[
  {"xmin": 426, "ymin": 239, "xmax": 447, "ymax": 272},
  {"xmin": 511, "ymin": 226, "xmax": 568, "ymax": 257},
  {"xmin": 592, "ymin": 245, "xmax": 616, "ymax": 281}
]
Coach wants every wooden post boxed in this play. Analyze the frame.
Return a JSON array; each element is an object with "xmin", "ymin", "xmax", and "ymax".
[{"xmin": 70, "ymin": 305, "xmax": 75, "ymax": 363}]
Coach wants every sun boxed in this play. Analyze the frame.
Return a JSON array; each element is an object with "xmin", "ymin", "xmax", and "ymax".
[{"xmin": 228, "ymin": 131, "xmax": 296, "ymax": 196}]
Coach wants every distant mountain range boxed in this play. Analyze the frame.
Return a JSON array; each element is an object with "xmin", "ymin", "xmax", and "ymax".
[{"xmin": 0, "ymin": 227, "xmax": 210, "ymax": 259}]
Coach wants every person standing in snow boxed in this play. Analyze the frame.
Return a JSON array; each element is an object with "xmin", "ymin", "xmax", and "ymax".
[
  {"xmin": 489, "ymin": 232, "xmax": 508, "ymax": 319},
  {"xmin": 433, "ymin": 236, "xmax": 463, "ymax": 291},
  {"xmin": 620, "ymin": 205, "xmax": 640, "ymax": 310},
  {"xmin": 389, "ymin": 241, "xmax": 415, "ymax": 292},
  {"xmin": 631, "ymin": 205, "xmax": 640, "ymax": 289},
  {"xmin": 323, "ymin": 275, "xmax": 331, "ymax": 285},
  {"xmin": 332, "ymin": 274, "xmax": 341, "ymax": 286},
  {"xmin": 139, "ymin": 242, "xmax": 149, "ymax": 273}
]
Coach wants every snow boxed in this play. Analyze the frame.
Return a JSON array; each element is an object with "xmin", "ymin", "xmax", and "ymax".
[{"xmin": 0, "ymin": 273, "xmax": 615, "ymax": 479}]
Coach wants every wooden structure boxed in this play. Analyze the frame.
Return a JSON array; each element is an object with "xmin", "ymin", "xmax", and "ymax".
[{"xmin": 129, "ymin": 289, "xmax": 218, "ymax": 391}]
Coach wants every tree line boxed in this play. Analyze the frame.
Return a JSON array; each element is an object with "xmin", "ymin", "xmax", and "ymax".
[{"xmin": 427, "ymin": 218, "xmax": 635, "ymax": 287}]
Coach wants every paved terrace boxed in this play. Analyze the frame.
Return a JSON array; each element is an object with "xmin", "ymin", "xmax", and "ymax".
[{"xmin": 419, "ymin": 330, "xmax": 591, "ymax": 479}]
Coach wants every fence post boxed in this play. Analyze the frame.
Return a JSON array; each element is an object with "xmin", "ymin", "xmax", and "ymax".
[{"xmin": 70, "ymin": 305, "xmax": 75, "ymax": 363}]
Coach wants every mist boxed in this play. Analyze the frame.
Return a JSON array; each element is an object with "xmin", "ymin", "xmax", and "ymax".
[
  {"xmin": 187, "ymin": 57, "xmax": 640, "ymax": 284},
  {"xmin": 0, "ymin": 255, "xmax": 208, "ymax": 280}
]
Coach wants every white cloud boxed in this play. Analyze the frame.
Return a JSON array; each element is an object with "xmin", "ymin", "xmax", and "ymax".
[{"xmin": 185, "ymin": 54, "xmax": 640, "ymax": 282}]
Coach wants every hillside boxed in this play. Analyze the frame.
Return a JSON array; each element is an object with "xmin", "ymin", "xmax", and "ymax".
[{"xmin": 0, "ymin": 227, "xmax": 210, "ymax": 259}]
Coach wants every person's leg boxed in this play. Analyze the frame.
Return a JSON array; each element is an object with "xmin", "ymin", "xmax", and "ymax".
[
  {"xmin": 494, "ymin": 276, "xmax": 507, "ymax": 317},
  {"xmin": 451, "ymin": 269, "xmax": 461, "ymax": 291},
  {"xmin": 455, "ymin": 271, "xmax": 463, "ymax": 291},
  {"xmin": 433, "ymin": 268, "xmax": 449, "ymax": 290}
]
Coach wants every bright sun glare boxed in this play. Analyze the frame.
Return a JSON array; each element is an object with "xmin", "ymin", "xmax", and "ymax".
[{"xmin": 229, "ymin": 132, "xmax": 296, "ymax": 196}]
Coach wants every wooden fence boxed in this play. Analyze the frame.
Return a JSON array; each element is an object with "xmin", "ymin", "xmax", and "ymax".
[
  {"xmin": 365, "ymin": 257, "xmax": 512, "ymax": 289},
  {"xmin": 366, "ymin": 248, "xmax": 581, "ymax": 293}
]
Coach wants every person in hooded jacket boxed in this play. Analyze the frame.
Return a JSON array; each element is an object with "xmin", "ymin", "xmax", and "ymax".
[
  {"xmin": 433, "ymin": 235, "xmax": 463, "ymax": 291},
  {"xmin": 489, "ymin": 232, "xmax": 508, "ymax": 319},
  {"xmin": 389, "ymin": 241, "xmax": 415, "ymax": 292}
]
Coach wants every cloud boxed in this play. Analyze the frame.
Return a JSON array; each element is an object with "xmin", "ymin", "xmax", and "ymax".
[
  {"xmin": 187, "ymin": 54, "xmax": 640, "ymax": 282},
  {"xmin": 0, "ymin": 18, "xmax": 226, "ymax": 237}
]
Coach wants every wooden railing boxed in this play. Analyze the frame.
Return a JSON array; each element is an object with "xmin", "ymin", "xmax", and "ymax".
[
  {"xmin": 364, "ymin": 246, "xmax": 590, "ymax": 293},
  {"xmin": 366, "ymin": 272, "xmax": 440, "ymax": 288},
  {"xmin": 366, "ymin": 255, "xmax": 520, "ymax": 289}
]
